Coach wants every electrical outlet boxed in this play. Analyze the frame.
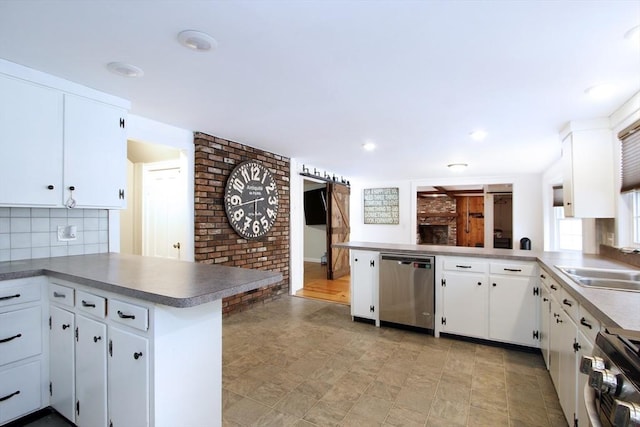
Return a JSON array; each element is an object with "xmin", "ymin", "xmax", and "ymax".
[{"xmin": 57, "ymin": 225, "xmax": 77, "ymax": 241}]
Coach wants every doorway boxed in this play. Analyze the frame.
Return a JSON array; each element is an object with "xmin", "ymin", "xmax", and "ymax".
[
  {"xmin": 297, "ymin": 179, "xmax": 351, "ymax": 304},
  {"xmin": 120, "ymin": 140, "xmax": 189, "ymax": 260}
]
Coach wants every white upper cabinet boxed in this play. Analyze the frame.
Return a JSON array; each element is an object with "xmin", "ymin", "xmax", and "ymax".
[
  {"xmin": 561, "ymin": 121, "xmax": 615, "ymax": 218},
  {"xmin": 0, "ymin": 76, "xmax": 63, "ymax": 206},
  {"xmin": 0, "ymin": 61, "xmax": 129, "ymax": 209},
  {"xmin": 63, "ymin": 95, "xmax": 127, "ymax": 208}
]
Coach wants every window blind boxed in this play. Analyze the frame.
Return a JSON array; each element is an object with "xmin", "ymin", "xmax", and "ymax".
[{"xmin": 620, "ymin": 119, "xmax": 640, "ymax": 193}]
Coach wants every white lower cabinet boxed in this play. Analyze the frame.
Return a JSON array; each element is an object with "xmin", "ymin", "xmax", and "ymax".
[
  {"xmin": 49, "ymin": 280, "xmax": 150, "ymax": 427},
  {"xmin": 108, "ymin": 326, "xmax": 149, "ymax": 427},
  {"xmin": 440, "ymin": 257, "xmax": 538, "ymax": 347},
  {"xmin": 576, "ymin": 330, "xmax": 594, "ymax": 427},
  {"xmin": 441, "ymin": 271, "xmax": 488, "ymax": 338},
  {"xmin": 542, "ymin": 267, "xmax": 601, "ymax": 427},
  {"xmin": 76, "ymin": 315, "xmax": 107, "ymax": 427},
  {"xmin": 0, "ymin": 361, "xmax": 42, "ymax": 424},
  {"xmin": 539, "ymin": 273, "xmax": 551, "ymax": 368},
  {"xmin": 0, "ymin": 277, "xmax": 47, "ymax": 424},
  {"xmin": 350, "ymin": 250, "xmax": 379, "ymax": 322},
  {"xmin": 49, "ymin": 305, "xmax": 76, "ymax": 423}
]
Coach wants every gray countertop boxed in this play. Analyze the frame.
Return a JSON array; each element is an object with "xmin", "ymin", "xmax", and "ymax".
[
  {"xmin": 335, "ymin": 241, "xmax": 640, "ymax": 332},
  {"xmin": 0, "ymin": 253, "xmax": 283, "ymax": 308},
  {"xmin": 333, "ymin": 241, "xmax": 540, "ymax": 261}
]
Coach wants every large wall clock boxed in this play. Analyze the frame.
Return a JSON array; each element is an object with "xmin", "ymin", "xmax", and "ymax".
[{"xmin": 224, "ymin": 160, "xmax": 279, "ymax": 239}]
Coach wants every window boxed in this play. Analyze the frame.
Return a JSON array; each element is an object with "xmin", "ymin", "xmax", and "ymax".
[{"xmin": 554, "ymin": 206, "xmax": 582, "ymax": 251}]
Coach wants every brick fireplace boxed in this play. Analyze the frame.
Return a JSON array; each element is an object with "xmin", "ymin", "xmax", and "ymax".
[{"xmin": 417, "ymin": 195, "xmax": 457, "ymax": 245}]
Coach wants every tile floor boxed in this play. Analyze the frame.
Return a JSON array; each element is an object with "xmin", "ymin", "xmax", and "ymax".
[{"xmin": 222, "ymin": 296, "xmax": 568, "ymax": 427}]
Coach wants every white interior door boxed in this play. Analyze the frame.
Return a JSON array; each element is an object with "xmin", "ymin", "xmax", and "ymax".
[{"xmin": 142, "ymin": 162, "xmax": 187, "ymax": 260}]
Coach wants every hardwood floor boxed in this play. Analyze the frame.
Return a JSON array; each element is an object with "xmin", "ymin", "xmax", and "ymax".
[{"xmin": 296, "ymin": 262, "xmax": 350, "ymax": 305}]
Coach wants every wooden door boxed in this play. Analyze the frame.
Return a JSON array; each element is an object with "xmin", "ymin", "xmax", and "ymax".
[
  {"xmin": 326, "ymin": 183, "xmax": 350, "ymax": 280},
  {"xmin": 456, "ymin": 196, "xmax": 484, "ymax": 247}
]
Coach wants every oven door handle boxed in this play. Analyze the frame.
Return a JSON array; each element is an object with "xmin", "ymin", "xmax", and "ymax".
[{"xmin": 584, "ymin": 382, "xmax": 603, "ymax": 427}]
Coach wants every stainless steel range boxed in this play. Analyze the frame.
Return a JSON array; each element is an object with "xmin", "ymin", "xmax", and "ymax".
[{"xmin": 580, "ymin": 329, "xmax": 640, "ymax": 427}]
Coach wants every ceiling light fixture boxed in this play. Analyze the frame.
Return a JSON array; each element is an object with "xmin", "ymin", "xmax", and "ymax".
[
  {"xmin": 177, "ymin": 30, "xmax": 218, "ymax": 52},
  {"xmin": 584, "ymin": 83, "xmax": 616, "ymax": 99},
  {"xmin": 624, "ymin": 25, "xmax": 640, "ymax": 43},
  {"xmin": 469, "ymin": 130, "xmax": 488, "ymax": 141},
  {"xmin": 362, "ymin": 142, "xmax": 376, "ymax": 151},
  {"xmin": 447, "ymin": 163, "xmax": 468, "ymax": 172},
  {"xmin": 106, "ymin": 62, "xmax": 144, "ymax": 78}
]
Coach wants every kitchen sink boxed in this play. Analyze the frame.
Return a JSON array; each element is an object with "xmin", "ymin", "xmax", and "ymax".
[{"xmin": 557, "ymin": 266, "xmax": 640, "ymax": 292}]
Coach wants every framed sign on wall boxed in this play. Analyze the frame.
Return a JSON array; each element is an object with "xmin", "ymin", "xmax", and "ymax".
[{"xmin": 363, "ymin": 187, "xmax": 399, "ymax": 224}]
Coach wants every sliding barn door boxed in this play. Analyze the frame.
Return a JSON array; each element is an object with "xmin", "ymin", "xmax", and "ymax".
[{"xmin": 326, "ymin": 183, "xmax": 351, "ymax": 280}]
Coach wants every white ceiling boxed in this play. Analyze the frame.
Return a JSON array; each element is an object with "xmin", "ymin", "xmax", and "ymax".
[{"xmin": 1, "ymin": 1, "xmax": 638, "ymax": 182}]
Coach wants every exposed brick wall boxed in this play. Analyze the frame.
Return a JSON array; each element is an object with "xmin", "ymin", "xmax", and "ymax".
[
  {"xmin": 416, "ymin": 196, "xmax": 457, "ymax": 245},
  {"xmin": 193, "ymin": 132, "xmax": 290, "ymax": 316}
]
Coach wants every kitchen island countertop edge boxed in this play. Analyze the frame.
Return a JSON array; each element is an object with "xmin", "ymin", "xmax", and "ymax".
[{"xmin": 0, "ymin": 253, "xmax": 283, "ymax": 308}]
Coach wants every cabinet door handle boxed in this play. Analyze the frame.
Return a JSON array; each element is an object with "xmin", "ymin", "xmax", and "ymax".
[
  {"xmin": 550, "ymin": 285, "xmax": 558, "ymax": 291},
  {"xmin": 503, "ymin": 268, "xmax": 522, "ymax": 272},
  {"xmin": 117, "ymin": 310, "xmax": 135, "ymax": 320},
  {"xmin": 543, "ymin": 297, "xmax": 549, "ymax": 302},
  {"xmin": 82, "ymin": 300, "xmax": 96, "ymax": 308},
  {"xmin": 0, "ymin": 333, "xmax": 22, "ymax": 344},
  {"xmin": 580, "ymin": 317, "xmax": 593, "ymax": 329},
  {"xmin": 562, "ymin": 299, "xmax": 573, "ymax": 307},
  {"xmin": 492, "ymin": 283, "xmax": 497, "ymax": 287},
  {"xmin": 456, "ymin": 265, "xmax": 472, "ymax": 269},
  {"xmin": 62, "ymin": 324, "xmax": 71, "ymax": 330},
  {"xmin": 133, "ymin": 351, "xmax": 143, "ymax": 360},
  {"xmin": 53, "ymin": 291, "xmax": 66, "ymax": 298},
  {"xmin": 0, "ymin": 293, "xmax": 20, "ymax": 301},
  {"xmin": 477, "ymin": 282, "xmax": 482, "ymax": 286},
  {"xmin": 94, "ymin": 336, "xmax": 102, "ymax": 343},
  {"xmin": 0, "ymin": 390, "xmax": 20, "ymax": 402}
]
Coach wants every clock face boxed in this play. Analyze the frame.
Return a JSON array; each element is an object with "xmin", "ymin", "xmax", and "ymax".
[{"xmin": 224, "ymin": 161, "xmax": 279, "ymax": 239}]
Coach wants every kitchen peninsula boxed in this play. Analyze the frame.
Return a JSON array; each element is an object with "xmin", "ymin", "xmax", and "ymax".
[{"xmin": 0, "ymin": 253, "xmax": 282, "ymax": 427}]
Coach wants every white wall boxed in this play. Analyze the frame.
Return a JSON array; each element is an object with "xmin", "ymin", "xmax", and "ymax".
[
  {"xmin": 348, "ymin": 174, "xmax": 544, "ymax": 252},
  {"xmin": 113, "ymin": 115, "xmax": 195, "ymax": 260}
]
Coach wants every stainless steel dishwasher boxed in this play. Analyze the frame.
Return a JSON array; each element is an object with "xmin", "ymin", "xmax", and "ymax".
[{"xmin": 379, "ymin": 254, "xmax": 435, "ymax": 330}]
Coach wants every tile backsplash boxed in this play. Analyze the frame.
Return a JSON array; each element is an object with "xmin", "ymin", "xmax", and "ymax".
[{"xmin": 0, "ymin": 207, "xmax": 109, "ymax": 262}]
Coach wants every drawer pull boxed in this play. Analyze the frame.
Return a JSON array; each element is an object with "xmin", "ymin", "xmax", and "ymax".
[
  {"xmin": 550, "ymin": 285, "xmax": 558, "ymax": 290},
  {"xmin": 0, "ymin": 390, "xmax": 20, "ymax": 402},
  {"xmin": 503, "ymin": 268, "xmax": 522, "ymax": 272},
  {"xmin": 94, "ymin": 336, "xmax": 102, "ymax": 343},
  {"xmin": 563, "ymin": 298, "xmax": 573, "ymax": 307},
  {"xmin": 62, "ymin": 324, "xmax": 71, "ymax": 330},
  {"xmin": 456, "ymin": 265, "xmax": 472, "ymax": 269},
  {"xmin": 580, "ymin": 317, "xmax": 593, "ymax": 329},
  {"xmin": 53, "ymin": 291, "xmax": 66, "ymax": 298},
  {"xmin": 117, "ymin": 310, "xmax": 136, "ymax": 320},
  {"xmin": 133, "ymin": 351, "xmax": 143, "ymax": 360},
  {"xmin": 0, "ymin": 333, "xmax": 22, "ymax": 344},
  {"xmin": 82, "ymin": 300, "xmax": 96, "ymax": 308},
  {"xmin": 0, "ymin": 293, "xmax": 20, "ymax": 301}
]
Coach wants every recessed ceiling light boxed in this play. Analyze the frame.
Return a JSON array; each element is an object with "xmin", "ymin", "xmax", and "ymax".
[
  {"xmin": 469, "ymin": 130, "xmax": 487, "ymax": 141},
  {"xmin": 362, "ymin": 142, "xmax": 376, "ymax": 151},
  {"xmin": 624, "ymin": 25, "xmax": 640, "ymax": 43},
  {"xmin": 106, "ymin": 62, "xmax": 144, "ymax": 78},
  {"xmin": 584, "ymin": 83, "xmax": 616, "ymax": 99},
  {"xmin": 177, "ymin": 30, "xmax": 218, "ymax": 52},
  {"xmin": 447, "ymin": 163, "xmax": 468, "ymax": 172}
]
